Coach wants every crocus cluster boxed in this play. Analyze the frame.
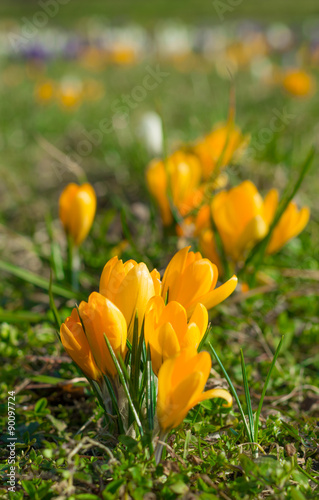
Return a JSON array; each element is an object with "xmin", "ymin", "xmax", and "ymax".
[
  {"xmin": 196, "ymin": 181, "xmax": 310, "ymax": 272},
  {"xmin": 35, "ymin": 78, "xmax": 105, "ymax": 109},
  {"xmin": 146, "ymin": 122, "xmax": 248, "ymax": 227},
  {"xmin": 146, "ymin": 126, "xmax": 310, "ymax": 278},
  {"xmin": 60, "ymin": 247, "xmax": 236, "ymax": 448}
]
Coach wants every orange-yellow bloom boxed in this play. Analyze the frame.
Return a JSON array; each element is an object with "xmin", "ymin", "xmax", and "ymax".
[
  {"xmin": 78, "ymin": 292, "xmax": 127, "ymax": 378},
  {"xmin": 144, "ymin": 296, "xmax": 208, "ymax": 376},
  {"xmin": 146, "ymin": 150, "xmax": 201, "ymax": 226},
  {"xmin": 198, "ymin": 228, "xmax": 223, "ymax": 275},
  {"xmin": 267, "ymin": 201, "xmax": 310, "ymax": 254},
  {"xmin": 99, "ymin": 256, "xmax": 161, "ymax": 341},
  {"xmin": 35, "ymin": 81, "xmax": 55, "ymax": 103},
  {"xmin": 57, "ymin": 80, "xmax": 83, "ymax": 109},
  {"xmin": 157, "ymin": 348, "xmax": 232, "ymax": 432},
  {"xmin": 282, "ymin": 69, "xmax": 315, "ymax": 97},
  {"xmin": 59, "ymin": 183, "xmax": 97, "ymax": 246},
  {"xmin": 161, "ymin": 246, "xmax": 237, "ymax": 316},
  {"xmin": 194, "ymin": 123, "xmax": 248, "ymax": 180},
  {"xmin": 211, "ymin": 181, "xmax": 278, "ymax": 263},
  {"xmin": 60, "ymin": 308, "xmax": 102, "ymax": 381}
]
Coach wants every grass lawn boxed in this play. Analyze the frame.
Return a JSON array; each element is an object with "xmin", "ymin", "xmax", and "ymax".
[{"xmin": 0, "ymin": 2, "xmax": 319, "ymax": 499}]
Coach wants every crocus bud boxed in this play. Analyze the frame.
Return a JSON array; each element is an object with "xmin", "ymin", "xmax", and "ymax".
[
  {"xmin": 282, "ymin": 69, "xmax": 315, "ymax": 97},
  {"xmin": 194, "ymin": 123, "xmax": 248, "ymax": 180},
  {"xmin": 59, "ymin": 182, "xmax": 96, "ymax": 246},
  {"xmin": 146, "ymin": 151, "xmax": 201, "ymax": 226},
  {"xmin": 60, "ymin": 308, "xmax": 102, "ymax": 382},
  {"xmin": 99, "ymin": 256, "xmax": 161, "ymax": 342},
  {"xmin": 79, "ymin": 292, "xmax": 127, "ymax": 379}
]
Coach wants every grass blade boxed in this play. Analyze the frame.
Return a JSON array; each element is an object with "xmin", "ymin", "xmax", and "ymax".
[
  {"xmin": 198, "ymin": 324, "xmax": 212, "ymax": 352},
  {"xmin": 240, "ymin": 349, "xmax": 254, "ymax": 443},
  {"xmin": 254, "ymin": 336, "xmax": 284, "ymax": 443},
  {"xmin": 146, "ymin": 344, "xmax": 155, "ymax": 432},
  {"xmin": 0, "ymin": 310, "xmax": 45, "ymax": 323},
  {"xmin": 102, "ymin": 375, "xmax": 125, "ymax": 434},
  {"xmin": 209, "ymin": 342, "xmax": 253, "ymax": 442},
  {"xmin": 49, "ymin": 270, "xmax": 62, "ymax": 332},
  {"xmin": 0, "ymin": 259, "xmax": 78, "ymax": 300},
  {"xmin": 104, "ymin": 334, "xmax": 144, "ymax": 436}
]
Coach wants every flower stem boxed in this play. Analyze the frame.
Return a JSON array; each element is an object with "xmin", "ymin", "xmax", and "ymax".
[
  {"xmin": 155, "ymin": 431, "xmax": 168, "ymax": 465},
  {"xmin": 67, "ymin": 235, "xmax": 79, "ymax": 291}
]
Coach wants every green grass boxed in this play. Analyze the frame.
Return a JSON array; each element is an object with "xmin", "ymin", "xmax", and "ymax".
[
  {"xmin": 1, "ymin": 0, "xmax": 319, "ymax": 23},
  {"xmin": 0, "ymin": 8, "xmax": 319, "ymax": 500}
]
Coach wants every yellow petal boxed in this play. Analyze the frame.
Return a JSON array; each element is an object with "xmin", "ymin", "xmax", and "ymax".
[
  {"xmin": 79, "ymin": 292, "xmax": 127, "ymax": 377},
  {"xmin": 60, "ymin": 309, "xmax": 101, "ymax": 381},
  {"xmin": 181, "ymin": 323, "xmax": 202, "ymax": 350},
  {"xmin": 150, "ymin": 268, "xmax": 162, "ymax": 296},
  {"xmin": 193, "ymin": 388, "xmax": 233, "ymax": 408},
  {"xmin": 188, "ymin": 303, "xmax": 208, "ymax": 340},
  {"xmin": 115, "ymin": 263, "xmax": 155, "ymax": 341},
  {"xmin": 161, "ymin": 246, "xmax": 190, "ymax": 302},
  {"xmin": 170, "ymin": 259, "xmax": 217, "ymax": 309},
  {"xmin": 187, "ymin": 275, "xmax": 238, "ymax": 316},
  {"xmin": 263, "ymin": 189, "xmax": 279, "ymax": 226}
]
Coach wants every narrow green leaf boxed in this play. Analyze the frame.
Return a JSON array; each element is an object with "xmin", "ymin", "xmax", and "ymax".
[
  {"xmin": 254, "ymin": 336, "xmax": 284, "ymax": 443},
  {"xmin": 104, "ymin": 334, "xmax": 144, "ymax": 436},
  {"xmin": 146, "ymin": 343, "xmax": 155, "ymax": 432},
  {"xmin": 49, "ymin": 270, "xmax": 61, "ymax": 333},
  {"xmin": 183, "ymin": 429, "xmax": 191, "ymax": 460},
  {"xmin": 209, "ymin": 342, "xmax": 252, "ymax": 442},
  {"xmin": 198, "ymin": 324, "xmax": 212, "ymax": 352},
  {"xmin": 0, "ymin": 310, "xmax": 45, "ymax": 323},
  {"xmin": 102, "ymin": 375, "xmax": 124, "ymax": 434},
  {"xmin": 240, "ymin": 349, "xmax": 254, "ymax": 443},
  {"xmin": 0, "ymin": 259, "xmax": 78, "ymax": 299}
]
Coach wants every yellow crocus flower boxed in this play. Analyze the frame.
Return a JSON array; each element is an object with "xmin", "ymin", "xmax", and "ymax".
[
  {"xmin": 267, "ymin": 201, "xmax": 310, "ymax": 254},
  {"xmin": 60, "ymin": 308, "xmax": 102, "ymax": 382},
  {"xmin": 78, "ymin": 292, "xmax": 127, "ymax": 379},
  {"xmin": 144, "ymin": 296, "xmax": 208, "ymax": 376},
  {"xmin": 157, "ymin": 348, "xmax": 232, "ymax": 433},
  {"xmin": 146, "ymin": 150, "xmax": 202, "ymax": 226},
  {"xmin": 59, "ymin": 183, "xmax": 97, "ymax": 246},
  {"xmin": 194, "ymin": 123, "xmax": 248, "ymax": 180},
  {"xmin": 99, "ymin": 256, "xmax": 161, "ymax": 341},
  {"xmin": 282, "ymin": 69, "xmax": 315, "ymax": 97},
  {"xmin": 211, "ymin": 181, "xmax": 278, "ymax": 264},
  {"xmin": 198, "ymin": 228, "xmax": 223, "ymax": 275},
  {"xmin": 161, "ymin": 246, "xmax": 237, "ymax": 317}
]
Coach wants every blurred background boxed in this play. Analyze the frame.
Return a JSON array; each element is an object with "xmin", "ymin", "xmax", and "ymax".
[{"xmin": 1, "ymin": 0, "xmax": 318, "ymax": 276}]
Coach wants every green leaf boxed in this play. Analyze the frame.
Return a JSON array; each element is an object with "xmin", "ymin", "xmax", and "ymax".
[
  {"xmin": 49, "ymin": 270, "xmax": 61, "ymax": 333},
  {"xmin": 0, "ymin": 259, "xmax": 78, "ymax": 299},
  {"xmin": 75, "ymin": 495, "xmax": 101, "ymax": 500},
  {"xmin": 104, "ymin": 334, "xmax": 144, "ymax": 436},
  {"xmin": 240, "ymin": 349, "xmax": 254, "ymax": 443},
  {"xmin": 46, "ymin": 414, "xmax": 67, "ymax": 432},
  {"xmin": 254, "ymin": 336, "xmax": 284, "ymax": 443},
  {"xmin": 0, "ymin": 310, "xmax": 45, "ymax": 324},
  {"xmin": 21, "ymin": 481, "xmax": 37, "ymax": 496},
  {"xmin": 34, "ymin": 398, "xmax": 48, "ymax": 413},
  {"xmin": 209, "ymin": 342, "xmax": 252, "ymax": 442}
]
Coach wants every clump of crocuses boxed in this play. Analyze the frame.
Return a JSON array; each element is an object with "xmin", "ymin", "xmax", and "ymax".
[{"xmin": 60, "ymin": 247, "xmax": 235, "ymax": 462}]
